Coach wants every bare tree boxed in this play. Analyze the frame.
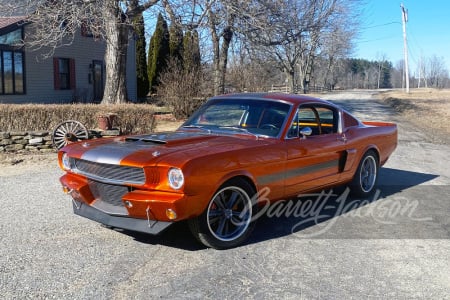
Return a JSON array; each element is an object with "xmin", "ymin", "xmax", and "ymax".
[
  {"xmin": 157, "ymin": 58, "xmax": 205, "ymax": 118},
  {"xmin": 3, "ymin": 0, "xmax": 159, "ymax": 104},
  {"xmin": 426, "ymin": 55, "xmax": 449, "ymax": 88},
  {"xmin": 227, "ymin": 42, "xmax": 282, "ymax": 92},
  {"xmin": 317, "ymin": 20, "xmax": 354, "ymax": 90},
  {"xmin": 241, "ymin": 0, "xmax": 360, "ymax": 93},
  {"xmin": 162, "ymin": 0, "xmax": 240, "ymax": 95},
  {"xmin": 392, "ymin": 60, "xmax": 405, "ymax": 89}
]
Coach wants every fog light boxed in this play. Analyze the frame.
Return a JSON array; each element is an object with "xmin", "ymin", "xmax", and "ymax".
[
  {"xmin": 124, "ymin": 200, "xmax": 133, "ymax": 208},
  {"xmin": 166, "ymin": 209, "xmax": 177, "ymax": 220},
  {"xmin": 62, "ymin": 186, "xmax": 71, "ymax": 194}
]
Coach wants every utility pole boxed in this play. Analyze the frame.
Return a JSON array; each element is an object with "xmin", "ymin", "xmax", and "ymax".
[{"xmin": 401, "ymin": 3, "xmax": 410, "ymax": 93}]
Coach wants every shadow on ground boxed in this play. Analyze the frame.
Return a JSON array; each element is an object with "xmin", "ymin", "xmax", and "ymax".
[{"xmin": 114, "ymin": 167, "xmax": 440, "ymax": 250}]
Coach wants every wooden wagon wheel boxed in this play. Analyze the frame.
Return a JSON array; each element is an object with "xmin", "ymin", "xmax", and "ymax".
[{"xmin": 52, "ymin": 120, "xmax": 89, "ymax": 150}]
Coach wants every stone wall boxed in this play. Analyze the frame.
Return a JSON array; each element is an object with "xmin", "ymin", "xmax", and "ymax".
[{"xmin": 0, "ymin": 131, "xmax": 54, "ymax": 153}]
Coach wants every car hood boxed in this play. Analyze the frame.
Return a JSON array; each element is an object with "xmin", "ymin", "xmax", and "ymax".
[{"xmin": 62, "ymin": 130, "xmax": 272, "ymax": 167}]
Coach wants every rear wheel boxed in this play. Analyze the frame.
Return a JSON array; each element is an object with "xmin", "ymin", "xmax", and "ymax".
[
  {"xmin": 188, "ymin": 179, "xmax": 258, "ymax": 249},
  {"xmin": 350, "ymin": 150, "xmax": 379, "ymax": 197}
]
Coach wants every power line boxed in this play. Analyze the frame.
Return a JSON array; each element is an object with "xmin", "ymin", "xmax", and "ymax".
[
  {"xmin": 361, "ymin": 21, "xmax": 401, "ymax": 30},
  {"xmin": 357, "ymin": 35, "xmax": 398, "ymax": 43}
]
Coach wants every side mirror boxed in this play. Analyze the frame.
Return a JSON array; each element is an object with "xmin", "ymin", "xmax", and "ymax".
[{"xmin": 299, "ymin": 127, "xmax": 312, "ymax": 139}]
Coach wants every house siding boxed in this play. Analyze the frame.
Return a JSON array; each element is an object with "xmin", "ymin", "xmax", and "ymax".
[{"xmin": 0, "ymin": 24, "xmax": 137, "ymax": 103}]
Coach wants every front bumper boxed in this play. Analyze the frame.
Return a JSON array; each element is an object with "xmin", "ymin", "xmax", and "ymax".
[
  {"xmin": 72, "ymin": 200, "xmax": 173, "ymax": 235},
  {"xmin": 60, "ymin": 173, "xmax": 192, "ymax": 234}
]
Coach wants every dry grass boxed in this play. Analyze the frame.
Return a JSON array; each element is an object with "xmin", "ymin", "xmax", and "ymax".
[
  {"xmin": 379, "ymin": 88, "xmax": 450, "ymax": 144},
  {"xmin": 0, "ymin": 104, "xmax": 158, "ymax": 134}
]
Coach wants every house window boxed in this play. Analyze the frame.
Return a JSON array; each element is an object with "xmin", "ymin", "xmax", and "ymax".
[
  {"xmin": 0, "ymin": 50, "xmax": 25, "ymax": 95},
  {"xmin": 0, "ymin": 28, "xmax": 23, "ymax": 45},
  {"xmin": 59, "ymin": 58, "xmax": 70, "ymax": 89},
  {"xmin": 53, "ymin": 57, "xmax": 76, "ymax": 90}
]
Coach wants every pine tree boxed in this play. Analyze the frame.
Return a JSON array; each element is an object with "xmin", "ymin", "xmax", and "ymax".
[
  {"xmin": 191, "ymin": 30, "xmax": 201, "ymax": 70},
  {"xmin": 183, "ymin": 30, "xmax": 201, "ymax": 72},
  {"xmin": 133, "ymin": 12, "xmax": 149, "ymax": 99},
  {"xmin": 148, "ymin": 13, "xmax": 170, "ymax": 92},
  {"xmin": 147, "ymin": 35, "xmax": 154, "ymax": 93},
  {"xmin": 169, "ymin": 23, "xmax": 184, "ymax": 66}
]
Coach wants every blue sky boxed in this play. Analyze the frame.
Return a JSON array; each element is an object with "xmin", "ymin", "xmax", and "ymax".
[{"xmin": 355, "ymin": 0, "xmax": 450, "ymax": 73}]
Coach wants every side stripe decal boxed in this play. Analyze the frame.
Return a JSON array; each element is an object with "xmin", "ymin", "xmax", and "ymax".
[{"xmin": 257, "ymin": 159, "xmax": 340, "ymax": 185}]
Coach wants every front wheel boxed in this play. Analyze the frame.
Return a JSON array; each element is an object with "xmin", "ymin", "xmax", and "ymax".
[
  {"xmin": 350, "ymin": 150, "xmax": 379, "ymax": 197},
  {"xmin": 188, "ymin": 179, "xmax": 258, "ymax": 249}
]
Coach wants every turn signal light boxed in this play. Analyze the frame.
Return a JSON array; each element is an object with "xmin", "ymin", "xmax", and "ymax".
[{"xmin": 166, "ymin": 209, "xmax": 177, "ymax": 220}]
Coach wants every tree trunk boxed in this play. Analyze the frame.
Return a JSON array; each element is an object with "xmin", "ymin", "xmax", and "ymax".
[
  {"xmin": 208, "ymin": 11, "xmax": 221, "ymax": 96},
  {"xmin": 218, "ymin": 26, "xmax": 233, "ymax": 95},
  {"xmin": 102, "ymin": 0, "xmax": 129, "ymax": 104},
  {"xmin": 287, "ymin": 69, "xmax": 295, "ymax": 94}
]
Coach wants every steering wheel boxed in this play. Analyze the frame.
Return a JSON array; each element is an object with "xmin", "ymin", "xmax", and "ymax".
[{"xmin": 260, "ymin": 124, "xmax": 279, "ymax": 130}]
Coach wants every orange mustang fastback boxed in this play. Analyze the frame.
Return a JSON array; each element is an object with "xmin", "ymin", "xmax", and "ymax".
[{"xmin": 59, "ymin": 93, "xmax": 397, "ymax": 249}]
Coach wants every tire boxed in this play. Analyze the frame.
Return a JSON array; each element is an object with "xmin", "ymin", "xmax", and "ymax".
[
  {"xmin": 350, "ymin": 150, "xmax": 379, "ymax": 197},
  {"xmin": 188, "ymin": 179, "xmax": 258, "ymax": 249}
]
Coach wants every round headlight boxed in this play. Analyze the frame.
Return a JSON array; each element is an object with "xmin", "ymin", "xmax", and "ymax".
[
  {"xmin": 168, "ymin": 168, "xmax": 184, "ymax": 190},
  {"xmin": 61, "ymin": 153, "xmax": 71, "ymax": 170}
]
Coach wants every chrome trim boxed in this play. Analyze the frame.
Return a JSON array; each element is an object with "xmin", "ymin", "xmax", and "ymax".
[
  {"xmin": 338, "ymin": 109, "xmax": 343, "ymax": 134},
  {"xmin": 71, "ymin": 158, "xmax": 146, "ymax": 185},
  {"xmin": 285, "ymin": 102, "xmax": 341, "ymax": 139},
  {"xmin": 89, "ymin": 180, "xmax": 129, "ymax": 215}
]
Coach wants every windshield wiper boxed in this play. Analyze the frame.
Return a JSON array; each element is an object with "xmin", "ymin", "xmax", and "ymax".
[
  {"xmin": 219, "ymin": 126, "xmax": 248, "ymax": 132},
  {"xmin": 181, "ymin": 125, "xmax": 211, "ymax": 133},
  {"xmin": 218, "ymin": 126, "xmax": 261, "ymax": 138}
]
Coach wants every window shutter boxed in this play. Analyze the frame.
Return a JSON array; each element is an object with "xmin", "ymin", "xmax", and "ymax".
[
  {"xmin": 70, "ymin": 58, "xmax": 76, "ymax": 90},
  {"xmin": 53, "ymin": 57, "xmax": 60, "ymax": 90},
  {"xmin": 81, "ymin": 23, "xmax": 87, "ymax": 37}
]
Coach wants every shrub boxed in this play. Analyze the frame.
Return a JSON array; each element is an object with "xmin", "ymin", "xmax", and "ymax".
[
  {"xmin": 157, "ymin": 59, "xmax": 207, "ymax": 119},
  {"xmin": 0, "ymin": 104, "xmax": 156, "ymax": 134}
]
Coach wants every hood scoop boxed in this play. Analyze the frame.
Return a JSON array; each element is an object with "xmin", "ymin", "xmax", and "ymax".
[
  {"xmin": 124, "ymin": 131, "xmax": 212, "ymax": 145},
  {"xmin": 125, "ymin": 137, "xmax": 167, "ymax": 144}
]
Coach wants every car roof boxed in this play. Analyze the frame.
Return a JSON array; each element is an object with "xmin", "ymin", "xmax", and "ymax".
[{"xmin": 212, "ymin": 92, "xmax": 335, "ymax": 107}]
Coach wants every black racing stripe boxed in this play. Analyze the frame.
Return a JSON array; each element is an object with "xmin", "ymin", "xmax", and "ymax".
[{"xmin": 257, "ymin": 159, "xmax": 339, "ymax": 185}]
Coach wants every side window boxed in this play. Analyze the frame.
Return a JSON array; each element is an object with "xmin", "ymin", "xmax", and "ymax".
[
  {"xmin": 298, "ymin": 107, "xmax": 321, "ymax": 135},
  {"xmin": 288, "ymin": 105, "xmax": 337, "ymax": 137},
  {"xmin": 288, "ymin": 107, "xmax": 319, "ymax": 137},
  {"xmin": 316, "ymin": 107, "xmax": 337, "ymax": 134}
]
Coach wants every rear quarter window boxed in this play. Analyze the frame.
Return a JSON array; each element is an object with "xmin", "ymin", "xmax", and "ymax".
[{"xmin": 343, "ymin": 112, "xmax": 359, "ymax": 128}]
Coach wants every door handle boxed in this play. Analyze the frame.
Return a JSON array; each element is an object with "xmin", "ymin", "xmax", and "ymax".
[{"xmin": 337, "ymin": 134, "xmax": 347, "ymax": 143}]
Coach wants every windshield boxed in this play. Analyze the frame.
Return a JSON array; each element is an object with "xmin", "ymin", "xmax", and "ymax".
[{"xmin": 182, "ymin": 98, "xmax": 291, "ymax": 137}]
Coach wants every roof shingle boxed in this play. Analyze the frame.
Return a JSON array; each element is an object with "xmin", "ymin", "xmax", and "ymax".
[{"xmin": 0, "ymin": 16, "xmax": 26, "ymax": 30}]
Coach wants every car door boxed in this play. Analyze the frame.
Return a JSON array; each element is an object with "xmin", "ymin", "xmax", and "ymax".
[{"xmin": 284, "ymin": 104, "xmax": 347, "ymax": 197}]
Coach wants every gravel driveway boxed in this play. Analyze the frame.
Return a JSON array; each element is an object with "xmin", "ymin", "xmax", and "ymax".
[{"xmin": 1, "ymin": 91, "xmax": 449, "ymax": 299}]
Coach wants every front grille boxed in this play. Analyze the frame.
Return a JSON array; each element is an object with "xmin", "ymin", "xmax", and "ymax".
[
  {"xmin": 89, "ymin": 180, "xmax": 129, "ymax": 215},
  {"xmin": 71, "ymin": 158, "xmax": 146, "ymax": 185}
]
